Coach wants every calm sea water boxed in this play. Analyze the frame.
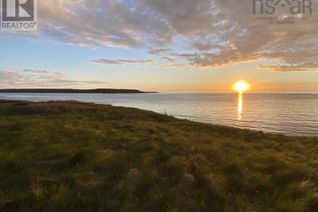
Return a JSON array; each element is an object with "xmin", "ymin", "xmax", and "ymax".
[{"xmin": 1, "ymin": 93, "xmax": 318, "ymax": 136}]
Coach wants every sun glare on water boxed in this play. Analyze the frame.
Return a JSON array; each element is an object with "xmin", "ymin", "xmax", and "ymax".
[
  {"xmin": 233, "ymin": 80, "xmax": 250, "ymax": 120},
  {"xmin": 233, "ymin": 80, "xmax": 250, "ymax": 93}
]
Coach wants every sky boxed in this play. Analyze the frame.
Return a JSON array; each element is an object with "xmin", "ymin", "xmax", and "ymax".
[{"xmin": 0, "ymin": 0, "xmax": 318, "ymax": 93}]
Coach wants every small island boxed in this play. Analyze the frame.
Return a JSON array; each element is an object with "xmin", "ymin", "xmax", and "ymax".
[{"xmin": 0, "ymin": 89, "xmax": 157, "ymax": 94}]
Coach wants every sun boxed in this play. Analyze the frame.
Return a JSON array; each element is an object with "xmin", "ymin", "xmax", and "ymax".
[{"xmin": 233, "ymin": 80, "xmax": 250, "ymax": 93}]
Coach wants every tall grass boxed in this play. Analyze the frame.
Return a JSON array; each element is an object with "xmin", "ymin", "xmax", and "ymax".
[{"xmin": 0, "ymin": 101, "xmax": 317, "ymax": 211}]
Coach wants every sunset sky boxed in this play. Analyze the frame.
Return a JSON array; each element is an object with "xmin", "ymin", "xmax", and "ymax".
[{"xmin": 0, "ymin": 0, "xmax": 317, "ymax": 93}]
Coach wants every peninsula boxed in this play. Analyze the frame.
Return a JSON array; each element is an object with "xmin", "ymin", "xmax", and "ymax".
[{"xmin": 0, "ymin": 89, "xmax": 156, "ymax": 94}]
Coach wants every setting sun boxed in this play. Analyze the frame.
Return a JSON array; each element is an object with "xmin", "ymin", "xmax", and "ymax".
[{"xmin": 233, "ymin": 80, "xmax": 250, "ymax": 93}]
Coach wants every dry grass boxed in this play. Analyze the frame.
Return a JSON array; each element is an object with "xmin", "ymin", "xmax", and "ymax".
[{"xmin": 0, "ymin": 101, "xmax": 317, "ymax": 211}]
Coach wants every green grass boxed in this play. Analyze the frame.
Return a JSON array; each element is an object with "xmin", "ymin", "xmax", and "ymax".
[{"xmin": 0, "ymin": 100, "xmax": 317, "ymax": 211}]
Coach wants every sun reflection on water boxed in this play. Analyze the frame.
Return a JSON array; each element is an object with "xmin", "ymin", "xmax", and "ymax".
[
  {"xmin": 233, "ymin": 80, "xmax": 249, "ymax": 121},
  {"xmin": 237, "ymin": 92, "xmax": 243, "ymax": 120}
]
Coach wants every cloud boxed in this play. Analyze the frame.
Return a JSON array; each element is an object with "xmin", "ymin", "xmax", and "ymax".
[
  {"xmin": 148, "ymin": 48, "xmax": 171, "ymax": 55},
  {"xmin": 92, "ymin": 58, "xmax": 153, "ymax": 65},
  {"xmin": 0, "ymin": 69, "xmax": 107, "ymax": 88},
  {"xmin": 258, "ymin": 64, "xmax": 318, "ymax": 72},
  {"xmin": 38, "ymin": 0, "xmax": 173, "ymax": 47},
  {"xmin": 13, "ymin": 0, "xmax": 316, "ymax": 71},
  {"xmin": 23, "ymin": 69, "xmax": 50, "ymax": 74},
  {"xmin": 161, "ymin": 56, "xmax": 176, "ymax": 63}
]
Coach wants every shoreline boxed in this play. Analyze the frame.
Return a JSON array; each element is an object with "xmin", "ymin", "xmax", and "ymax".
[{"xmin": 0, "ymin": 99, "xmax": 317, "ymax": 137}]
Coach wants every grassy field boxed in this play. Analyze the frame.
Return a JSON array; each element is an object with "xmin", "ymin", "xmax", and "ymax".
[{"xmin": 0, "ymin": 100, "xmax": 317, "ymax": 211}]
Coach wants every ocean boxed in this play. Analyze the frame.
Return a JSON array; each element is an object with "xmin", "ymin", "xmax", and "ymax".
[{"xmin": 1, "ymin": 93, "xmax": 317, "ymax": 136}]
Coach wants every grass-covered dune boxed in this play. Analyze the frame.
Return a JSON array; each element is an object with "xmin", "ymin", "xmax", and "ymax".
[{"xmin": 0, "ymin": 101, "xmax": 317, "ymax": 211}]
